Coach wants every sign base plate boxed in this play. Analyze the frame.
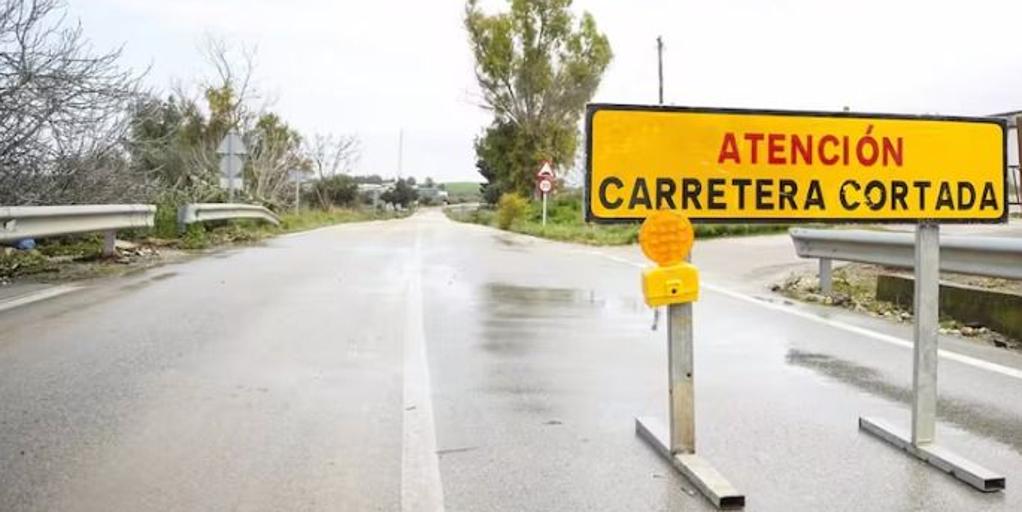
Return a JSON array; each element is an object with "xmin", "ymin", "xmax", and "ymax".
[
  {"xmin": 635, "ymin": 416, "xmax": 745, "ymax": 509},
  {"xmin": 859, "ymin": 416, "xmax": 1005, "ymax": 492}
]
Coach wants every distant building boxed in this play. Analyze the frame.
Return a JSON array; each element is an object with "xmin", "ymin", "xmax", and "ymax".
[
  {"xmin": 358, "ymin": 181, "xmax": 396, "ymax": 206},
  {"xmin": 417, "ymin": 186, "xmax": 449, "ymax": 204}
]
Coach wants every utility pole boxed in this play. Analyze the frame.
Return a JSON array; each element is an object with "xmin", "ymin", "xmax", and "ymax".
[
  {"xmin": 397, "ymin": 128, "xmax": 404, "ymax": 178},
  {"xmin": 653, "ymin": 35, "xmax": 665, "ymax": 331},
  {"xmin": 657, "ymin": 36, "xmax": 664, "ymax": 105}
]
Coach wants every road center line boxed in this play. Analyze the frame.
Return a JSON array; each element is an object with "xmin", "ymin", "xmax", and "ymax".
[
  {"xmin": 401, "ymin": 228, "xmax": 445, "ymax": 512},
  {"xmin": 586, "ymin": 250, "xmax": 1022, "ymax": 382}
]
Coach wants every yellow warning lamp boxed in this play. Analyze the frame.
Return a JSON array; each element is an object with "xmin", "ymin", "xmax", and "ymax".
[{"xmin": 639, "ymin": 211, "xmax": 699, "ymax": 307}]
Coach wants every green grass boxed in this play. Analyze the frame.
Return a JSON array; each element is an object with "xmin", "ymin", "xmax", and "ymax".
[
  {"xmin": 514, "ymin": 221, "xmax": 639, "ymax": 245},
  {"xmin": 177, "ymin": 208, "xmax": 409, "ymax": 250},
  {"xmin": 0, "ymin": 248, "xmax": 56, "ymax": 279},
  {"xmin": 442, "ymin": 181, "xmax": 483, "ymax": 203},
  {"xmin": 444, "ymin": 191, "xmax": 790, "ymax": 245}
]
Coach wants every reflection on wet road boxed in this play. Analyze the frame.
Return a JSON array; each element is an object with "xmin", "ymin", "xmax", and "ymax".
[{"xmin": 787, "ymin": 349, "xmax": 1022, "ymax": 455}]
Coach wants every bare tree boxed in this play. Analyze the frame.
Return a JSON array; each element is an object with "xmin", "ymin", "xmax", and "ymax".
[
  {"xmin": 0, "ymin": 0, "xmax": 144, "ymax": 204},
  {"xmin": 198, "ymin": 35, "xmax": 260, "ymax": 132},
  {"xmin": 308, "ymin": 134, "xmax": 359, "ymax": 179},
  {"xmin": 184, "ymin": 36, "xmax": 310, "ymax": 207},
  {"xmin": 171, "ymin": 36, "xmax": 260, "ymax": 199},
  {"xmin": 306, "ymin": 133, "xmax": 360, "ymax": 208}
]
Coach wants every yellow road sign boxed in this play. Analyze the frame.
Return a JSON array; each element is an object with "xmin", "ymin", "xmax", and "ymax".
[{"xmin": 585, "ymin": 105, "xmax": 1007, "ymax": 223}]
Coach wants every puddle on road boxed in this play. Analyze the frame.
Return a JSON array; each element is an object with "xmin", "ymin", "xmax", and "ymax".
[
  {"xmin": 474, "ymin": 283, "xmax": 648, "ymax": 415},
  {"xmin": 786, "ymin": 349, "xmax": 1022, "ymax": 454},
  {"xmin": 477, "ymin": 284, "xmax": 647, "ymax": 352},
  {"xmin": 483, "ymin": 283, "xmax": 644, "ymax": 315}
]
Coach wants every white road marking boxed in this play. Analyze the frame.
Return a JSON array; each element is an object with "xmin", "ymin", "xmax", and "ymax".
[
  {"xmin": 702, "ymin": 282, "xmax": 1022, "ymax": 381},
  {"xmin": 0, "ymin": 284, "xmax": 82, "ymax": 313},
  {"xmin": 584, "ymin": 249, "xmax": 1022, "ymax": 382},
  {"xmin": 401, "ymin": 228, "xmax": 445, "ymax": 512}
]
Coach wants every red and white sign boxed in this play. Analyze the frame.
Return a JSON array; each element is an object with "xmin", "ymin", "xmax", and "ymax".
[
  {"xmin": 536, "ymin": 161, "xmax": 555, "ymax": 195},
  {"xmin": 537, "ymin": 161, "xmax": 554, "ymax": 179}
]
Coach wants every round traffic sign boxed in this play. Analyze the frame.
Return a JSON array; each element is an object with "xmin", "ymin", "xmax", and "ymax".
[{"xmin": 538, "ymin": 179, "xmax": 553, "ymax": 193}]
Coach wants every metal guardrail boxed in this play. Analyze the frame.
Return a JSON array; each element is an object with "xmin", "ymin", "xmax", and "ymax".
[
  {"xmin": 0, "ymin": 205, "xmax": 156, "ymax": 256},
  {"xmin": 790, "ymin": 228, "xmax": 1022, "ymax": 292},
  {"xmin": 177, "ymin": 203, "xmax": 280, "ymax": 231}
]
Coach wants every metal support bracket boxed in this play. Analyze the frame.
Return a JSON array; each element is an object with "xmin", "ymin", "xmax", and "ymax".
[
  {"xmin": 858, "ymin": 223, "xmax": 1005, "ymax": 492},
  {"xmin": 636, "ymin": 417, "xmax": 744, "ymax": 509},
  {"xmin": 859, "ymin": 417, "xmax": 1005, "ymax": 492}
]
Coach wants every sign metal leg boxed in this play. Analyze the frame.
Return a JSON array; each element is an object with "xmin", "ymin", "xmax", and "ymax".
[
  {"xmin": 912, "ymin": 222, "xmax": 939, "ymax": 444},
  {"xmin": 859, "ymin": 222, "xmax": 1005, "ymax": 492},
  {"xmin": 636, "ymin": 302, "xmax": 744, "ymax": 509},
  {"xmin": 542, "ymin": 192, "xmax": 548, "ymax": 226},
  {"xmin": 669, "ymin": 302, "xmax": 695, "ymax": 454}
]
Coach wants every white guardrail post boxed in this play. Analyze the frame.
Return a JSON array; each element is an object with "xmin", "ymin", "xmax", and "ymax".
[
  {"xmin": 818, "ymin": 258, "xmax": 833, "ymax": 295},
  {"xmin": 0, "ymin": 205, "xmax": 156, "ymax": 257},
  {"xmin": 177, "ymin": 203, "xmax": 281, "ymax": 232}
]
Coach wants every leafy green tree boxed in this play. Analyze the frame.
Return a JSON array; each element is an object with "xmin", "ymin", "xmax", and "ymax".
[
  {"xmin": 127, "ymin": 94, "xmax": 208, "ymax": 192},
  {"xmin": 474, "ymin": 121, "xmax": 526, "ymax": 203},
  {"xmin": 126, "ymin": 51, "xmax": 312, "ymax": 209},
  {"xmin": 247, "ymin": 112, "xmax": 308, "ymax": 207},
  {"xmin": 465, "ymin": 0, "xmax": 611, "ymax": 199},
  {"xmin": 381, "ymin": 178, "xmax": 419, "ymax": 208}
]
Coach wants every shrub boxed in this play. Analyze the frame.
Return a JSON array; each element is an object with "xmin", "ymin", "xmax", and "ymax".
[
  {"xmin": 152, "ymin": 192, "xmax": 188, "ymax": 239},
  {"xmin": 312, "ymin": 175, "xmax": 359, "ymax": 208},
  {"xmin": 496, "ymin": 193, "xmax": 528, "ymax": 229}
]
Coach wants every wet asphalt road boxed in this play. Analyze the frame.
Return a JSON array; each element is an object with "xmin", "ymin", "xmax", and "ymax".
[{"xmin": 1, "ymin": 210, "xmax": 1022, "ymax": 511}]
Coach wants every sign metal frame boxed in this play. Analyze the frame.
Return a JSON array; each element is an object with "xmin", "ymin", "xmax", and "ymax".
[
  {"xmin": 584, "ymin": 103, "xmax": 1008, "ymax": 225},
  {"xmin": 588, "ymin": 103, "xmax": 1010, "ymax": 501}
]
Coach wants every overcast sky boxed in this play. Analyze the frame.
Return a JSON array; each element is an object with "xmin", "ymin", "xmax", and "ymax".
[{"xmin": 69, "ymin": 0, "xmax": 1022, "ymax": 182}]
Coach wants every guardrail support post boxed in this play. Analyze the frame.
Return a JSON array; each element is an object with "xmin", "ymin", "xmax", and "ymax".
[
  {"xmin": 859, "ymin": 221, "xmax": 1005, "ymax": 492},
  {"xmin": 102, "ymin": 230, "xmax": 116, "ymax": 258},
  {"xmin": 818, "ymin": 258, "xmax": 832, "ymax": 295}
]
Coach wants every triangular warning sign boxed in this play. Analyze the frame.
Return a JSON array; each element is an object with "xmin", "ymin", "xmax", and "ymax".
[{"xmin": 537, "ymin": 161, "xmax": 554, "ymax": 178}]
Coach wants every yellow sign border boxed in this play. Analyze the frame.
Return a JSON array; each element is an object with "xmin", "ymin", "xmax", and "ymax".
[{"xmin": 584, "ymin": 104, "xmax": 1008, "ymax": 224}]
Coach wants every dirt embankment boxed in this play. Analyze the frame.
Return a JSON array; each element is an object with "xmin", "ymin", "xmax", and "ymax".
[{"xmin": 775, "ymin": 263, "xmax": 1022, "ymax": 351}]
